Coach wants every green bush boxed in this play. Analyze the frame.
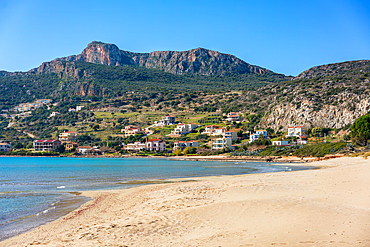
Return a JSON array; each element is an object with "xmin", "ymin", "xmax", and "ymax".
[{"xmin": 293, "ymin": 142, "xmax": 346, "ymax": 157}]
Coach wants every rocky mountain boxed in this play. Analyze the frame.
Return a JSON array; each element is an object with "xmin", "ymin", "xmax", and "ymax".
[
  {"xmin": 0, "ymin": 42, "xmax": 288, "ymax": 110},
  {"xmin": 253, "ymin": 60, "xmax": 370, "ymax": 129},
  {"xmin": 45, "ymin": 41, "xmax": 273, "ymax": 76},
  {"xmin": 1, "ymin": 41, "xmax": 369, "ymax": 131}
]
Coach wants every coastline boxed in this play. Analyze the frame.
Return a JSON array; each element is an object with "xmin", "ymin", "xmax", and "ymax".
[
  {"xmin": 2, "ymin": 157, "xmax": 370, "ymax": 246},
  {"xmin": 1, "ymin": 153, "xmax": 344, "ymax": 164}
]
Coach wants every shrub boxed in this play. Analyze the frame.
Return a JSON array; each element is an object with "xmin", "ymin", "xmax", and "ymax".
[{"xmin": 293, "ymin": 142, "xmax": 346, "ymax": 157}]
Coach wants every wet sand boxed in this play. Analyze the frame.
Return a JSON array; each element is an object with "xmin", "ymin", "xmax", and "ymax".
[{"xmin": 1, "ymin": 157, "xmax": 370, "ymax": 246}]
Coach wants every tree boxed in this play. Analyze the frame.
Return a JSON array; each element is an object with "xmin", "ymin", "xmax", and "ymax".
[
  {"xmin": 350, "ymin": 114, "xmax": 370, "ymax": 146},
  {"xmin": 55, "ymin": 145, "xmax": 65, "ymax": 153},
  {"xmin": 174, "ymin": 149, "xmax": 182, "ymax": 156},
  {"xmin": 13, "ymin": 143, "xmax": 23, "ymax": 149},
  {"xmin": 311, "ymin": 127, "xmax": 322, "ymax": 137},
  {"xmin": 92, "ymin": 124, "xmax": 100, "ymax": 131},
  {"xmin": 183, "ymin": 147, "xmax": 197, "ymax": 155}
]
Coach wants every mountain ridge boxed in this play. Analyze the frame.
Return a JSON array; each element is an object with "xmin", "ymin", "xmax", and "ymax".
[{"xmin": 43, "ymin": 41, "xmax": 275, "ymax": 76}]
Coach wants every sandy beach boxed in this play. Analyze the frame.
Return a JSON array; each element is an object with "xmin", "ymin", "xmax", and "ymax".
[{"xmin": 1, "ymin": 157, "xmax": 370, "ymax": 246}]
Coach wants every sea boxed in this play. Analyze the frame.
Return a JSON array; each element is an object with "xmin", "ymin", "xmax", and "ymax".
[{"xmin": 0, "ymin": 157, "xmax": 313, "ymax": 241}]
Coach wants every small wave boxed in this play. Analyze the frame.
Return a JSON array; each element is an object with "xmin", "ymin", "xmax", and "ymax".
[{"xmin": 57, "ymin": 186, "xmax": 66, "ymax": 189}]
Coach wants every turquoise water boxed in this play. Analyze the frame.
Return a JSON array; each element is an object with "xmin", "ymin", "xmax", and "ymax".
[{"xmin": 0, "ymin": 157, "xmax": 312, "ymax": 241}]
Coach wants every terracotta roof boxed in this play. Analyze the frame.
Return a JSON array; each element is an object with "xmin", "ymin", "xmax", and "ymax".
[
  {"xmin": 0, "ymin": 143, "xmax": 10, "ymax": 145},
  {"xmin": 175, "ymin": 140, "xmax": 199, "ymax": 144},
  {"xmin": 65, "ymin": 141, "xmax": 78, "ymax": 144},
  {"xmin": 64, "ymin": 131, "xmax": 77, "ymax": 133},
  {"xmin": 34, "ymin": 140, "xmax": 60, "ymax": 143},
  {"xmin": 78, "ymin": 146, "xmax": 94, "ymax": 149},
  {"xmin": 147, "ymin": 139, "xmax": 162, "ymax": 142}
]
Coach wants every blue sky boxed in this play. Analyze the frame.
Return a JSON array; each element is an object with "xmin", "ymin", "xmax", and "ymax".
[{"xmin": 0, "ymin": 0, "xmax": 369, "ymax": 76}]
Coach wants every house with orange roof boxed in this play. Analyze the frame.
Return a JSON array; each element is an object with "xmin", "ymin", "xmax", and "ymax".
[
  {"xmin": 202, "ymin": 125, "xmax": 225, "ymax": 136},
  {"xmin": 33, "ymin": 140, "xmax": 61, "ymax": 151},
  {"xmin": 59, "ymin": 131, "xmax": 79, "ymax": 142},
  {"xmin": 145, "ymin": 139, "xmax": 166, "ymax": 152},
  {"xmin": 226, "ymin": 112, "xmax": 240, "ymax": 122},
  {"xmin": 122, "ymin": 126, "xmax": 142, "ymax": 137}
]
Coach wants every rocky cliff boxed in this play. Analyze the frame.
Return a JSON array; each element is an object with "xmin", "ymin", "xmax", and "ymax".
[
  {"xmin": 255, "ymin": 60, "xmax": 370, "ymax": 130},
  {"xmin": 52, "ymin": 41, "xmax": 272, "ymax": 76}
]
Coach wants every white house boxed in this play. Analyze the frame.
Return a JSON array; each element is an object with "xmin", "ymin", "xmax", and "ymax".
[
  {"xmin": 187, "ymin": 123, "xmax": 199, "ymax": 131},
  {"xmin": 272, "ymin": 140, "xmax": 290, "ymax": 146},
  {"xmin": 123, "ymin": 142, "xmax": 146, "ymax": 152},
  {"xmin": 50, "ymin": 112, "xmax": 60, "ymax": 117},
  {"xmin": 158, "ymin": 116, "xmax": 176, "ymax": 126},
  {"xmin": 250, "ymin": 130, "xmax": 268, "ymax": 143},
  {"xmin": 171, "ymin": 124, "xmax": 190, "ymax": 136},
  {"xmin": 286, "ymin": 126, "xmax": 305, "ymax": 138},
  {"xmin": 123, "ymin": 126, "xmax": 142, "ymax": 137},
  {"xmin": 174, "ymin": 140, "xmax": 199, "ymax": 150},
  {"xmin": 68, "ymin": 108, "xmax": 76, "ymax": 112},
  {"xmin": 212, "ymin": 138, "xmax": 232, "ymax": 150},
  {"xmin": 202, "ymin": 125, "xmax": 225, "ymax": 136},
  {"xmin": 145, "ymin": 139, "xmax": 166, "ymax": 152},
  {"xmin": 59, "ymin": 131, "xmax": 79, "ymax": 142},
  {"xmin": 222, "ymin": 130, "xmax": 238, "ymax": 141},
  {"xmin": 77, "ymin": 146, "xmax": 101, "ymax": 154},
  {"xmin": 226, "ymin": 112, "xmax": 240, "ymax": 122},
  {"xmin": 76, "ymin": 106, "xmax": 84, "ymax": 112}
]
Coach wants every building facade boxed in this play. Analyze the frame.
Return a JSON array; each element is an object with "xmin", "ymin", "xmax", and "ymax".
[
  {"xmin": 59, "ymin": 131, "xmax": 79, "ymax": 142},
  {"xmin": 174, "ymin": 140, "xmax": 199, "ymax": 150},
  {"xmin": 226, "ymin": 112, "xmax": 240, "ymax": 122},
  {"xmin": 272, "ymin": 140, "xmax": 290, "ymax": 146},
  {"xmin": 202, "ymin": 125, "xmax": 225, "ymax": 136},
  {"xmin": 212, "ymin": 138, "xmax": 232, "ymax": 150},
  {"xmin": 250, "ymin": 130, "xmax": 268, "ymax": 142},
  {"xmin": 145, "ymin": 139, "xmax": 166, "ymax": 152},
  {"xmin": 33, "ymin": 140, "xmax": 61, "ymax": 151},
  {"xmin": 123, "ymin": 142, "xmax": 146, "ymax": 152},
  {"xmin": 123, "ymin": 126, "xmax": 142, "ymax": 137},
  {"xmin": 286, "ymin": 126, "xmax": 305, "ymax": 138},
  {"xmin": 222, "ymin": 131, "xmax": 238, "ymax": 141},
  {"xmin": 0, "ymin": 143, "xmax": 11, "ymax": 152},
  {"xmin": 158, "ymin": 116, "xmax": 176, "ymax": 126}
]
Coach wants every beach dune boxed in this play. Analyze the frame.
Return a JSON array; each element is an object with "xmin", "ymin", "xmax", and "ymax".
[{"xmin": 2, "ymin": 157, "xmax": 370, "ymax": 246}]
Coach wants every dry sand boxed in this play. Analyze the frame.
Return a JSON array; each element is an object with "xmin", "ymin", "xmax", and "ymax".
[{"xmin": 1, "ymin": 157, "xmax": 370, "ymax": 246}]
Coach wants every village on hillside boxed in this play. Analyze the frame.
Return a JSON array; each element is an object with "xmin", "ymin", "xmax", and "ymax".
[{"xmin": 1, "ymin": 98, "xmax": 361, "ymax": 158}]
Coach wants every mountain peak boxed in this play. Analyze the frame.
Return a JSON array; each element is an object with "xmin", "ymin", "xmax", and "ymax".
[{"xmin": 49, "ymin": 41, "xmax": 273, "ymax": 76}]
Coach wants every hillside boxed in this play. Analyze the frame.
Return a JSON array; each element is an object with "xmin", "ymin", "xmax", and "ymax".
[
  {"xmin": 0, "ymin": 42, "xmax": 288, "ymax": 110},
  {"xmin": 256, "ymin": 60, "xmax": 370, "ymax": 129},
  {"xmin": 1, "ymin": 42, "xmax": 370, "ymax": 141}
]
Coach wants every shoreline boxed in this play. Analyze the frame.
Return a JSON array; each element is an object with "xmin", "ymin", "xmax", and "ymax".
[
  {"xmin": 2, "ymin": 157, "xmax": 369, "ymax": 246},
  {"xmin": 0, "ymin": 153, "xmax": 345, "ymax": 163}
]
